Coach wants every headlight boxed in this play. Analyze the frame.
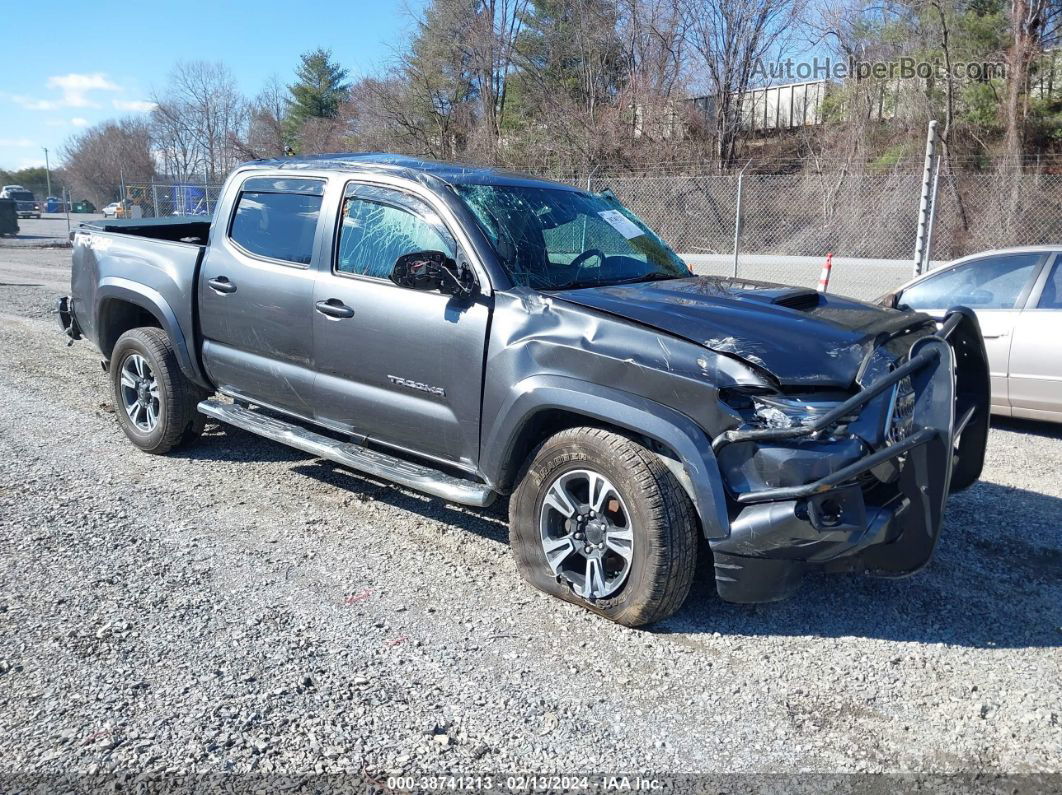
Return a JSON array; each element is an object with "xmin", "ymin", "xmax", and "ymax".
[{"xmin": 720, "ymin": 388, "xmax": 848, "ymax": 431}]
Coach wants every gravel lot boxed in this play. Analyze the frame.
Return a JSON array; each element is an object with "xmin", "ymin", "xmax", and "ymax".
[{"xmin": 0, "ymin": 248, "xmax": 1059, "ymax": 779}]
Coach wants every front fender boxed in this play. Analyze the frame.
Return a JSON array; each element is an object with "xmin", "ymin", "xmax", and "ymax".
[
  {"xmin": 480, "ymin": 375, "xmax": 730, "ymax": 539},
  {"xmin": 96, "ymin": 278, "xmax": 207, "ymax": 388}
]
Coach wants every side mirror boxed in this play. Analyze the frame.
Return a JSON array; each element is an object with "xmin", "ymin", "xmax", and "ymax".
[
  {"xmin": 390, "ymin": 250, "xmax": 476, "ymax": 298},
  {"xmin": 879, "ymin": 291, "xmax": 901, "ymax": 309}
]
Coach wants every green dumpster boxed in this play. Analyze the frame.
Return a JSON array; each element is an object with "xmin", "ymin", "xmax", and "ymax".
[
  {"xmin": 0, "ymin": 198, "xmax": 19, "ymax": 236},
  {"xmin": 73, "ymin": 199, "xmax": 96, "ymax": 214}
]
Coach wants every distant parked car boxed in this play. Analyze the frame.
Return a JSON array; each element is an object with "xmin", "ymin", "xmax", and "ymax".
[
  {"xmin": 0, "ymin": 185, "xmax": 41, "ymax": 219},
  {"xmin": 101, "ymin": 202, "xmax": 123, "ymax": 219},
  {"xmin": 884, "ymin": 246, "xmax": 1061, "ymax": 423}
]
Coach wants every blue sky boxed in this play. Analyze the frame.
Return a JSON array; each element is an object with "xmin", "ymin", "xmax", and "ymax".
[{"xmin": 0, "ymin": 0, "xmax": 421, "ymax": 171}]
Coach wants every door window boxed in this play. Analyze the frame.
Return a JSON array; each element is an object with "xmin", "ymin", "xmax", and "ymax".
[
  {"xmin": 1037, "ymin": 261, "xmax": 1062, "ymax": 309},
  {"xmin": 228, "ymin": 177, "xmax": 325, "ymax": 265},
  {"xmin": 336, "ymin": 185, "xmax": 455, "ymax": 279},
  {"xmin": 901, "ymin": 252, "xmax": 1042, "ymax": 310}
]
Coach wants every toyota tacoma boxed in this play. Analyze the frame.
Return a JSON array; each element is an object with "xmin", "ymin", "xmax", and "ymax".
[{"xmin": 58, "ymin": 154, "xmax": 990, "ymax": 626}]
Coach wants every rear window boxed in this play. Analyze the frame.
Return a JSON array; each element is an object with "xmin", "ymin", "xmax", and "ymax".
[{"xmin": 228, "ymin": 177, "xmax": 325, "ymax": 265}]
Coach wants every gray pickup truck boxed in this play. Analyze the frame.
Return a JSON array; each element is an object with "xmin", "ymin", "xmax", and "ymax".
[{"xmin": 58, "ymin": 154, "xmax": 990, "ymax": 626}]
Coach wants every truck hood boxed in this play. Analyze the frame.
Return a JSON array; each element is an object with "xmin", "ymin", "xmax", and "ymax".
[{"xmin": 552, "ymin": 276, "xmax": 927, "ymax": 387}]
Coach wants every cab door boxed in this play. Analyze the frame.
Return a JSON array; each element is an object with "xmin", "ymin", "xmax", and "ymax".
[
  {"xmin": 1008, "ymin": 254, "xmax": 1062, "ymax": 421},
  {"xmin": 311, "ymin": 182, "xmax": 490, "ymax": 469},
  {"xmin": 898, "ymin": 251, "xmax": 1047, "ymax": 414},
  {"xmin": 198, "ymin": 175, "xmax": 326, "ymax": 418}
]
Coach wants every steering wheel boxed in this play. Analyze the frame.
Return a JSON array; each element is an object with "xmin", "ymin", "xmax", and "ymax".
[{"xmin": 569, "ymin": 248, "xmax": 607, "ymax": 276}]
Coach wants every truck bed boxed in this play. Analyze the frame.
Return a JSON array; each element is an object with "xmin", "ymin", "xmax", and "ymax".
[{"xmin": 80, "ymin": 217, "xmax": 211, "ymax": 246}]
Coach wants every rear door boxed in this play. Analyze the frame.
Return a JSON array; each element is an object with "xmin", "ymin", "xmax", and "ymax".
[
  {"xmin": 1008, "ymin": 254, "xmax": 1062, "ymax": 421},
  {"xmin": 199, "ymin": 175, "xmax": 326, "ymax": 418},
  {"xmin": 899, "ymin": 251, "xmax": 1047, "ymax": 414},
  {"xmin": 311, "ymin": 181, "xmax": 490, "ymax": 469}
]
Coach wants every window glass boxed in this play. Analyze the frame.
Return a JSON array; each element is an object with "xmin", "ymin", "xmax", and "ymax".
[
  {"xmin": 1038, "ymin": 261, "xmax": 1062, "ymax": 309},
  {"xmin": 336, "ymin": 188, "xmax": 455, "ymax": 279},
  {"xmin": 454, "ymin": 184, "xmax": 688, "ymax": 290},
  {"xmin": 229, "ymin": 185, "xmax": 323, "ymax": 265},
  {"xmin": 901, "ymin": 253, "xmax": 1042, "ymax": 310}
]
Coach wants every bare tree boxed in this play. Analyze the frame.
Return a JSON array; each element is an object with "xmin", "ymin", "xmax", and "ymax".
[
  {"xmin": 60, "ymin": 118, "xmax": 156, "ymax": 207},
  {"xmin": 238, "ymin": 75, "xmax": 291, "ymax": 159},
  {"xmin": 1001, "ymin": 0, "xmax": 1062, "ymax": 172},
  {"xmin": 153, "ymin": 61, "xmax": 247, "ymax": 181},
  {"xmin": 683, "ymin": 0, "xmax": 805, "ymax": 169}
]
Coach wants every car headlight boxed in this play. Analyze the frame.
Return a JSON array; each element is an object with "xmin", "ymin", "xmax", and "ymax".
[{"xmin": 721, "ymin": 388, "xmax": 848, "ymax": 431}]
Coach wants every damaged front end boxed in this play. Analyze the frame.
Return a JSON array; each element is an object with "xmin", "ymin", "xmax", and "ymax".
[{"xmin": 707, "ymin": 308, "xmax": 990, "ymax": 603}]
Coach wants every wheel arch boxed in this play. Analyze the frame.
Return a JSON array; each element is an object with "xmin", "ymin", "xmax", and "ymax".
[
  {"xmin": 481, "ymin": 376, "xmax": 730, "ymax": 539},
  {"xmin": 95, "ymin": 279, "xmax": 207, "ymax": 388}
]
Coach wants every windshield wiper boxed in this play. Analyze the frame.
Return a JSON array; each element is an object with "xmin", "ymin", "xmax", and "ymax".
[
  {"xmin": 545, "ymin": 271, "xmax": 681, "ymax": 291},
  {"xmin": 611, "ymin": 272, "xmax": 681, "ymax": 285}
]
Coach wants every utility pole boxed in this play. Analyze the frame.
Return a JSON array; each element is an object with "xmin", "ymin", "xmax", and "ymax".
[{"xmin": 42, "ymin": 147, "xmax": 52, "ymax": 197}]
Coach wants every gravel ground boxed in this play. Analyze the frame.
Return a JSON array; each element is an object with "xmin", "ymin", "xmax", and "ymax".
[{"xmin": 0, "ymin": 248, "xmax": 1060, "ymax": 779}]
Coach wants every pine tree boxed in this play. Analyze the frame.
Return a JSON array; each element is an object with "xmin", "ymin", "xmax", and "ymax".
[{"xmin": 288, "ymin": 49, "xmax": 351, "ymax": 125}]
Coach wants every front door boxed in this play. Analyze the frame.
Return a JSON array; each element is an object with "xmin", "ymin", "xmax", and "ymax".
[
  {"xmin": 312, "ymin": 183, "xmax": 490, "ymax": 469},
  {"xmin": 199, "ymin": 175, "xmax": 327, "ymax": 418},
  {"xmin": 1008, "ymin": 255, "xmax": 1062, "ymax": 420},
  {"xmin": 899, "ymin": 251, "xmax": 1047, "ymax": 414}
]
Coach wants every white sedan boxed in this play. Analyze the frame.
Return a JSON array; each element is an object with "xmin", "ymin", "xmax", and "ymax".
[{"xmin": 888, "ymin": 246, "xmax": 1061, "ymax": 423}]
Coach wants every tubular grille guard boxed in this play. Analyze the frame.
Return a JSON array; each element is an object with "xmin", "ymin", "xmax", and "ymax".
[
  {"xmin": 709, "ymin": 310, "xmax": 968, "ymax": 505},
  {"xmin": 711, "ymin": 346, "xmax": 941, "ymax": 456}
]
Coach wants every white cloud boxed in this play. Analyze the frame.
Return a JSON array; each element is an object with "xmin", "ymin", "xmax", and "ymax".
[
  {"xmin": 47, "ymin": 73, "xmax": 121, "ymax": 108},
  {"xmin": 2, "ymin": 73, "xmax": 122, "ymax": 112},
  {"xmin": 70, "ymin": 117, "xmax": 90, "ymax": 127},
  {"xmin": 0, "ymin": 138, "xmax": 35, "ymax": 147},
  {"xmin": 112, "ymin": 99, "xmax": 157, "ymax": 113},
  {"xmin": 4, "ymin": 93, "xmax": 59, "ymax": 110}
]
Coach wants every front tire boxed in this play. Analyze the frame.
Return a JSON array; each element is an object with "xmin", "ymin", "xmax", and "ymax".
[
  {"xmin": 509, "ymin": 427, "xmax": 698, "ymax": 627},
  {"xmin": 110, "ymin": 327, "xmax": 207, "ymax": 454}
]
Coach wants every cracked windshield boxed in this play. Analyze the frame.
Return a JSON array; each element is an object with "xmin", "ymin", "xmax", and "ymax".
[{"xmin": 454, "ymin": 185, "xmax": 690, "ymax": 290}]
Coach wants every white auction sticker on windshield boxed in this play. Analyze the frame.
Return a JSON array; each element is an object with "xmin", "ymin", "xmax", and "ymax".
[{"xmin": 598, "ymin": 210, "xmax": 644, "ymax": 239}]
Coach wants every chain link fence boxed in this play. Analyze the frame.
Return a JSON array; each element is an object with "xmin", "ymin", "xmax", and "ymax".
[
  {"xmin": 591, "ymin": 172, "xmax": 1062, "ymax": 300},
  {"xmin": 122, "ymin": 183, "xmax": 224, "ymax": 219},
  {"xmin": 122, "ymin": 172, "xmax": 1062, "ymax": 301}
]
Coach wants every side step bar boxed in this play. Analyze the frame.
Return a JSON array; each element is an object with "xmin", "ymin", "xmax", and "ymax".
[{"xmin": 197, "ymin": 400, "xmax": 496, "ymax": 507}]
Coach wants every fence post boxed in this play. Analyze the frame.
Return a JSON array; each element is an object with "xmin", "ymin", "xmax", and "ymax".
[
  {"xmin": 913, "ymin": 120, "xmax": 940, "ymax": 276},
  {"xmin": 732, "ymin": 160, "xmax": 752, "ymax": 278},
  {"xmin": 152, "ymin": 184, "xmax": 160, "ymax": 218}
]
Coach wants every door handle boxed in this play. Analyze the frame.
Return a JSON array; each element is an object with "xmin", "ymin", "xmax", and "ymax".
[
  {"xmin": 981, "ymin": 332, "xmax": 1009, "ymax": 339},
  {"xmin": 207, "ymin": 276, "xmax": 237, "ymax": 294},
  {"xmin": 315, "ymin": 299, "xmax": 355, "ymax": 319}
]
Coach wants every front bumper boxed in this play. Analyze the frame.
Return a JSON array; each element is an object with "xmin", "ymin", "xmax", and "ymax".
[{"xmin": 707, "ymin": 311, "xmax": 985, "ymax": 603}]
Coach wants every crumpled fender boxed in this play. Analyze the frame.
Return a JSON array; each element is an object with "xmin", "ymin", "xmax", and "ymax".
[{"xmin": 479, "ymin": 374, "xmax": 731, "ymax": 539}]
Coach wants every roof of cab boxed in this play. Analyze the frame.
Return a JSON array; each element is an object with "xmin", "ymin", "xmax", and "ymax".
[{"xmin": 241, "ymin": 152, "xmax": 580, "ymax": 192}]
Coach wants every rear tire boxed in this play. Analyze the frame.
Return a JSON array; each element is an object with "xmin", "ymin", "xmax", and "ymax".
[
  {"xmin": 509, "ymin": 427, "xmax": 698, "ymax": 627},
  {"xmin": 110, "ymin": 327, "xmax": 207, "ymax": 455}
]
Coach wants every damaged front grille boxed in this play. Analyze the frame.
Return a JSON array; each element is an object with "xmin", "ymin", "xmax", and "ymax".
[{"xmin": 885, "ymin": 375, "xmax": 916, "ymax": 445}]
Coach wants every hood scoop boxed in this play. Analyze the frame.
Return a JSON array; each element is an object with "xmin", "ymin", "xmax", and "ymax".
[{"xmin": 742, "ymin": 286, "xmax": 823, "ymax": 311}]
